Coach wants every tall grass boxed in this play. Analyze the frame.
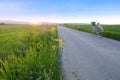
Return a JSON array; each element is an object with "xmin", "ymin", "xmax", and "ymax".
[
  {"xmin": 0, "ymin": 25, "xmax": 61, "ymax": 80},
  {"xmin": 63, "ymin": 24, "xmax": 120, "ymax": 41}
]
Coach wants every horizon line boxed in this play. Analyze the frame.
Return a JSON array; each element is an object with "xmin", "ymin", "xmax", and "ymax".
[{"xmin": 0, "ymin": 19, "xmax": 120, "ymax": 25}]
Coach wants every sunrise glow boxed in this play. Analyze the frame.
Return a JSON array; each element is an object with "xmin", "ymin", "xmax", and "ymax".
[{"xmin": 30, "ymin": 20, "xmax": 39, "ymax": 25}]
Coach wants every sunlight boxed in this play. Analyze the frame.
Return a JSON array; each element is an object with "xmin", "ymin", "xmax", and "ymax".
[{"xmin": 30, "ymin": 20, "xmax": 39, "ymax": 25}]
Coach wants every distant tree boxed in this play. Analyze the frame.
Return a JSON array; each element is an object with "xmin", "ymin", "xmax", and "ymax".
[
  {"xmin": 0, "ymin": 22, "xmax": 5, "ymax": 25},
  {"xmin": 2, "ymin": 22, "xmax": 4, "ymax": 24}
]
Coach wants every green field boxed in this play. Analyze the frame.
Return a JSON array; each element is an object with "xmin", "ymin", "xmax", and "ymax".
[
  {"xmin": 0, "ymin": 24, "xmax": 62, "ymax": 80},
  {"xmin": 63, "ymin": 24, "xmax": 120, "ymax": 41}
]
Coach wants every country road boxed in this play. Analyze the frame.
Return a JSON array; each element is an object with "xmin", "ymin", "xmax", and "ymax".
[{"xmin": 57, "ymin": 26, "xmax": 120, "ymax": 80}]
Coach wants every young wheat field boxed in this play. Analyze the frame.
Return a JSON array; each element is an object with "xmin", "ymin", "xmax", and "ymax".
[
  {"xmin": 0, "ymin": 24, "xmax": 62, "ymax": 80},
  {"xmin": 63, "ymin": 24, "xmax": 120, "ymax": 41}
]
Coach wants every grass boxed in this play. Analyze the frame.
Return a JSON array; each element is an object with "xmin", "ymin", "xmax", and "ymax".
[
  {"xmin": 63, "ymin": 24, "xmax": 120, "ymax": 41},
  {"xmin": 0, "ymin": 24, "xmax": 62, "ymax": 80}
]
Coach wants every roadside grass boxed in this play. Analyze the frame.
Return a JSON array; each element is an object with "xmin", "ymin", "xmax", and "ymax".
[
  {"xmin": 63, "ymin": 24, "xmax": 120, "ymax": 41},
  {"xmin": 0, "ymin": 24, "xmax": 62, "ymax": 80}
]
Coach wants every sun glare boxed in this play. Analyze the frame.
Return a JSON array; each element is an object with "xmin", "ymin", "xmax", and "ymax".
[{"xmin": 30, "ymin": 20, "xmax": 39, "ymax": 25}]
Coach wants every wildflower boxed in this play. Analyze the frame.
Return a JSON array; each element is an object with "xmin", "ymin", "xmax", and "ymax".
[
  {"xmin": 59, "ymin": 39, "xmax": 64, "ymax": 49},
  {"xmin": 53, "ymin": 38, "xmax": 59, "ymax": 42},
  {"xmin": 52, "ymin": 45, "xmax": 57, "ymax": 50},
  {"xmin": 53, "ymin": 38, "xmax": 64, "ymax": 49}
]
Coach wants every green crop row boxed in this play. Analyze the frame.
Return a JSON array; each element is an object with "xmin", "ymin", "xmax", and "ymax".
[
  {"xmin": 63, "ymin": 24, "xmax": 120, "ymax": 41},
  {"xmin": 0, "ymin": 25, "xmax": 62, "ymax": 80}
]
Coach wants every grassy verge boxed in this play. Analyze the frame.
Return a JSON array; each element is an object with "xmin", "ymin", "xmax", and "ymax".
[
  {"xmin": 0, "ymin": 24, "xmax": 62, "ymax": 80},
  {"xmin": 63, "ymin": 24, "xmax": 120, "ymax": 41}
]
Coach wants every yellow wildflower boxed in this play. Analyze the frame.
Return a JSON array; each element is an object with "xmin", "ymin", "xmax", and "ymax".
[{"xmin": 52, "ymin": 45, "xmax": 57, "ymax": 50}]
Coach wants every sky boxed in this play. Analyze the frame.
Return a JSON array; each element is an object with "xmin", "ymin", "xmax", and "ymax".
[{"xmin": 0, "ymin": 0, "xmax": 120, "ymax": 24}]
